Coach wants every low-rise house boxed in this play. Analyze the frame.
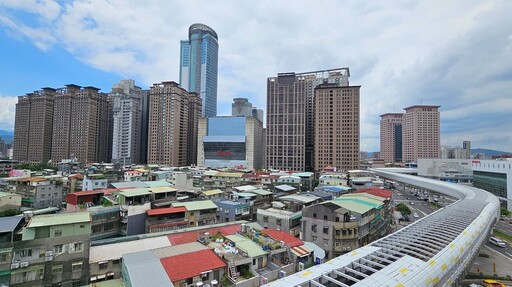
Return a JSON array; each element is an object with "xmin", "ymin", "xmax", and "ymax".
[
  {"xmin": 171, "ymin": 200, "xmax": 218, "ymax": 227},
  {"xmin": 7, "ymin": 177, "xmax": 63, "ymax": 209},
  {"xmin": 0, "ymin": 216, "xmax": 24, "ymax": 286},
  {"xmin": 145, "ymin": 207, "xmax": 188, "ymax": 233},
  {"xmin": 122, "ymin": 247, "xmax": 224, "ymax": 287},
  {"xmin": 257, "ymin": 208, "xmax": 302, "ymax": 236},
  {"xmin": 11, "ymin": 212, "xmax": 91, "ymax": 286},
  {"xmin": 301, "ymin": 189, "xmax": 392, "ymax": 259},
  {"xmin": 90, "ymin": 236, "xmax": 173, "ymax": 282},
  {"xmin": 200, "ymin": 189, "xmax": 225, "ymax": 201},
  {"xmin": 82, "ymin": 174, "xmax": 108, "ymax": 191},
  {"xmin": 0, "ymin": 192, "xmax": 22, "ymax": 212},
  {"xmin": 214, "ymin": 196, "xmax": 251, "ymax": 223}
]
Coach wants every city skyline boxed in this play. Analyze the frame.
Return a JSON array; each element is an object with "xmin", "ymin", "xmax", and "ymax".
[{"xmin": 1, "ymin": 1, "xmax": 511, "ymax": 152}]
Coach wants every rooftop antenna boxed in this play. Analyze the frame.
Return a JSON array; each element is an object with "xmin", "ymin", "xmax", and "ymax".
[{"xmin": 420, "ymin": 98, "xmax": 423, "ymax": 105}]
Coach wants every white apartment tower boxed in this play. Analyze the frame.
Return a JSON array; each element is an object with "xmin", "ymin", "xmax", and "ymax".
[{"xmin": 110, "ymin": 80, "xmax": 143, "ymax": 165}]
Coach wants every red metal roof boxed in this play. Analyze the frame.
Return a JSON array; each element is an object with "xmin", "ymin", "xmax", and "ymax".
[
  {"xmin": 261, "ymin": 228, "xmax": 303, "ymax": 247},
  {"xmin": 161, "ymin": 249, "xmax": 226, "ymax": 282},
  {"xmin": 65, "ymin": 189, "xmax": 118, "ymax": 206},
  {"xmin": 147, "ymin": 206, "xmax": 187, "ymax": 216},
  {"xmin": 167, "ymin": 224, "xmax": 241, "ymax": 245},
  {"xmin": 355, "ymin": 188, "xmax": 392, "ymax": 199}
]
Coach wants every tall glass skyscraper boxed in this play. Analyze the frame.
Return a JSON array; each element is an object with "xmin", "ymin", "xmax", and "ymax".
[{"xmin": 180, "ymin": 23, "xmax": 219, "ymax": 117}]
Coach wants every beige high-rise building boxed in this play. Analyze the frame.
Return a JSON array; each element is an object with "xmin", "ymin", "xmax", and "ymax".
[
  {"xmin": 266, "ymin": 68, "xmax": 350, "ymax": 171},
  {"xmin": 380, "ymin": 113, "xmax": 403, "ymax": 163},
  {"xmin": 147, "ymin": 81, "xmax": 201, "ymax": 166},
  {"xmin": 187, "ymin": 92, "xmax": 202, "ymax": 166},
  {"xmin": 51, "ymin": 85, "xmax": 110, "ymax": 163},
  {"xmin": 314, "ymin": 84, "xmax": 360, "ymax": 171},
  {"xmin": 13, "ymin": 88, "xmax": 56, "ymax": 163},
  {"xmin": 402, "ymin": 105, "xmax": 441, "ymax": 162}
]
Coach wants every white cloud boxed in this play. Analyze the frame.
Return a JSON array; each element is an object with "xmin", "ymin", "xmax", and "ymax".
[
  {"xmin": 1, "ymin": 0, "xmax": 511, "ymax": 152},
  {"xmin": 0, "ymin": 95, "xmax": 17, "ymax": 131}
]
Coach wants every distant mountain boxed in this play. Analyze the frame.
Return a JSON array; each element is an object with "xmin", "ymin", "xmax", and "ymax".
[
  {"xmin": 472, "ymin": 148, "xmax": 511, "ymax": 157},
  {"xmin": 0, "ymin": 129, "xmax": 14, "ymax": 144}
]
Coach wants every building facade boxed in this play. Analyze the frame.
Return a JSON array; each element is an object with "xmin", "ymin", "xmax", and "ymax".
[
  {"xmin": 180, "ymin": 23, "xmax": 219, "ymax": 117},
  {"xmin": 314, "ymin": 84, "xmax": 360, "ymax": 171},
  {"xmin": 110, "ymin": 80, "xmax": 143, "ymax": 165},
  {"xmin": 13, "ymin": 88, "xmax": 55, "ymax": 163},
  {"xmin": 379, "ymin": 113, "xmax": 403, "ymax": 163},
  {"xmin": 402, "ymin": 105, "xmax": 441, "ymax": 162},
  {"xmin": 266, "ymin": 68, "xmax": 350, "ymax": 171},
  {"xmin": 197, "ymin": 116, "xmax": 263, "ymax": 170},
  {"xmin": 147, "ymin": 81, "xmax": 202, "ymax": 166},
  {"xmin": 11, "ymin": 212, "xmax": 91, "ymax": 287},
  {"xmin": 51, "ymin": 85, "xmax": 111, "ymax": 163},
  {"xmin": 472, "ymin": 159, "xmax": 512, "ymax": 210}
]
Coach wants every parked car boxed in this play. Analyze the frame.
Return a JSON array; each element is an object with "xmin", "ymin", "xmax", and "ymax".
[{"xmin": 413, "ymin": 213, "xmax": 419, "ymax": 218}]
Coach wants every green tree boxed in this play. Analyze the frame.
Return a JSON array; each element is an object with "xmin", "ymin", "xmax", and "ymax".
[
  {"xmin": 501, "ymin": 207, "xmax": 510, "ymax": 217},
  {"xmin": 396, "ymin": 203, "xmax": 411, "ymax": 215}
]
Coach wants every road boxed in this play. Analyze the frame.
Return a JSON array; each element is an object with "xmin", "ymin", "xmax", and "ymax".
[
  {"xmin": 485, "ymin": 240, "xmax": 512, "ymax": 261},
  {"xmin": 496, "ymin": 217, "xmax": 512, "ymax": 236}
]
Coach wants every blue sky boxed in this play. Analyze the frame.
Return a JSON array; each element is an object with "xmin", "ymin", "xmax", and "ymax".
[{"xmin": 0, "ymin": 0, "xmax": 511, "ymax": 152}]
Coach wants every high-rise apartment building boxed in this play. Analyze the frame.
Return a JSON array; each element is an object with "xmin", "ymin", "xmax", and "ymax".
[
  {"xmin": 402, "ymin": 105, "xmax": 441, "ymax": 162},
  {"xmin": 180, "ymin": 23, "xmax": 219, "ymax": 117},
  {"xmin": 13, "ymin": 88, "xmax": 55, "ymax": 163},
  {"xmin": 147, "ymin": 81, "xmax": 201, "ymax": 166},
  {"xmin": 266, "ymin": 68, "xmax": 350, "ymax": 171},
  {"xmin": 232, "ymin": 98, "xmax": 264, "ymax": 122},
  {"xmin": 463, "ymin": 140, "xmax": 471, "ymax": 159},
  {"xmin": 51, "ymin": 85, "xmax": 111, "ymax": 163},
  {"xmin": 314, "ymin": 84, "xmax": 360, "ymax": 171},
  {"xmin": 109, "ymin": 80, "xmax": 143, "ymax": 165},
  {"xmin": 379, "ymin": 113, "xmax": 403, "ymax": 163}
]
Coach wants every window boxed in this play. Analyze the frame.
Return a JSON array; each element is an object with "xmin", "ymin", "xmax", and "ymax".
[
  {"xmin": 112, "ymin": 259, "xmax": 120, "ymax": 265},
  {"xmin": 324, "ymin": 215, "xmax": 328, "ymax": 220},
  {"xmin": 312, "ymin": 236, "xmax": 317, "ymax": 242},
  {"xmin": 276, "ymin": 219, "xmax": 282, "ymax": 226},
  {"xmin": 263, "ymin": 216, "xmax": 269, "ymax": 223},
  {"xmin": 19, "ymin": 249, "xmax": 32, "ymax": 258},
  {"xmin": 0, "ymin": 252, "xmax": 7, "ymax": 263},
  {"xmin": 73, "ymin": 242, "xmax": 84, "ymax": 253},
  {"xmin": 72, "ymin": 261, "xmax": 83, "ymax": 272},
  {"xmin": 313, "ymin": 213, "xmax": 317, "ymax": 218},
  {"xmin": 323, "ymin": 226, "xmax": 329, "ymax": 234},
  {"xmin": 80, "ymin": 224, "xmax": 85, "ymax": 229},
  {"xmin": 312, "ymin": 224, "xmax": 317, "ymax": 232},
  {"xmin": 53, "ymin": 244, "xmax": 64, "ymax": 254},
  {"xmin": 52, "ymin": 265, "xmax": 63, "ymax": 274},
  {"xmin": 54, "ymin": 230, "xmax": 62, "ymax": 237},
  {"xmin": 99, "ymin": 261, "xmax": 108, "ymax": 270}
]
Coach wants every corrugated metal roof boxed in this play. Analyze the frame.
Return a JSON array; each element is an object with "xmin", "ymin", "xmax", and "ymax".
[
  {"xmin": 172, "ymin": 200, "xmax": 217, "ymax": 211},
  {"xmin": 90, "ymin": 236, "xmax": 171, "ymax": 263},
  {"xmin": 332, "ymin": 198, "xmax": 378, "ymax": 214},
  {"xmin": 110, "ymin": 181, "xmax": 147, "ymax": 189},
  {"xmin": 201, "ymin": 189, "xmax": 224, "ymax": 196},
  {"xmin": 143, "ymin": 180, "xmax": 171, "ymax": 188},
  {"xmin": 160, "ymin": 249, "xmax": 226, "ymax": 283},
  {"xmin": 27, "ymin": 212, "xmax": 90, "ymax": 227},
  {"xmin": 274, "ymin": 184, "xmax": 296, "ymax": 192},
  {"xmin": 279, "ymin": 194, "xmax": 320, "ymax": 204},
  {"xmin": 88, "ymin": 279, "xmax": 124, "ymax": 287},
  {"xmin": 262, "ymin": 228, "xmax": 303, "ymax": 247},
  {"xmin": 118, "ymin": 188, "xmax": 152, "ymax": 197},
  {"xmin": 147, "ymin": 207, "xmax": 187, "ymax": 216},
  {"xmin": 225, "ymin": 234, "xmax": 267, "ymax": 257},
  {"xmin": 246, "ymin": 189, "xmax": 273, "ymax": 196},
  {"xmin": 123, "ymin": 251, "xmax": 173, "ymax": 287},
  {"xmin": 234, "ymin": 185, "xmax": 257, "ymax": 191},
  {"xmin": 151, "ymin": 242, "xmax": 207, "ymax": 259},
  {"xmin": 203, "ymin": 170, "xmax": 218, "ymax": 176},
  {"xmin": 0, "ymin": 215, "xmax": 23, "ymax": 233},
  {"xmin": 149, "ymin": 186, "xmax": 177, "ymax": 194},
  {"xmin": 216, "ymin": 172, "xmax": 244, "ymax": 178},
  {"xmin": 236, "ymin": 192, "xmax": 257, "ymax": 198}
]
